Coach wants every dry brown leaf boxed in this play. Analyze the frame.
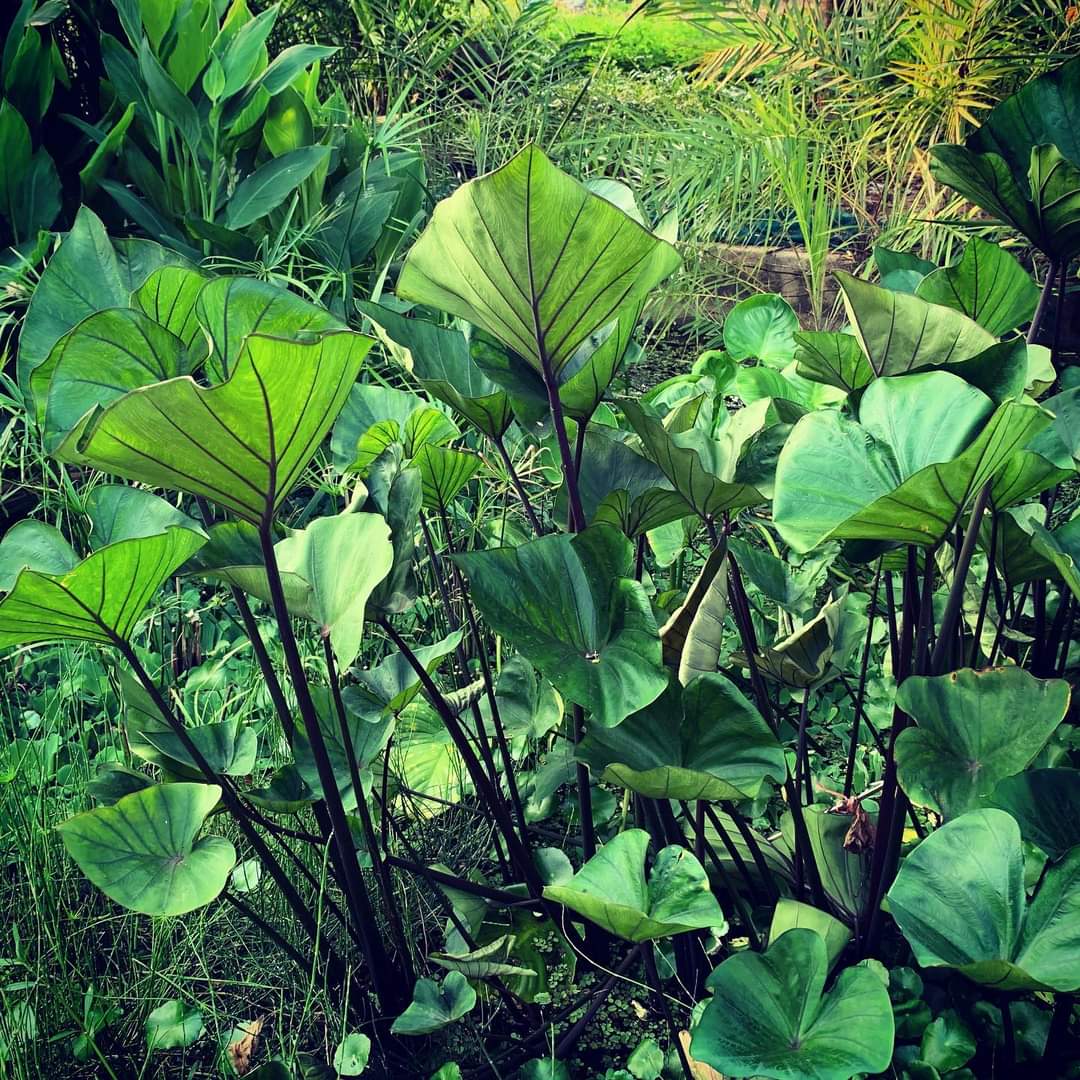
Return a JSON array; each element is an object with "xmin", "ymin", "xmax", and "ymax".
[
  {"xmin": 226, "ymin": 1015, "xmax": 266, "ymax": 1076},
  {"xmin": 679, "ymin": 1030, "xmax": 726, "ymax": 1080}
]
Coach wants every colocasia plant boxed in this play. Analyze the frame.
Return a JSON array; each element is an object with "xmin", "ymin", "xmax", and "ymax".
[{"xmin": 3, "ymin": 57, "xmax": 1080, "ymax": 1080}]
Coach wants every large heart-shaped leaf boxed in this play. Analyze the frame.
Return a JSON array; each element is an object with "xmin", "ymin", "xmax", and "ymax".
[
  {"xmin": 620, "ymin": 398, "xmax": 765, "ymax": 521},
  {"xmin": 914, "ymin": 237, "xmax": 1039, "ymax": 337},
  {"xmin": 793, "ymin": 331, "xmax": 872, "ymax": 395},
  {"xmin": 837, "ymin": 272, "xmax": 998, "ymax": 377},
  {"xmin": 895, "ymin": 667, "xmax": 1069, "ymax": 821},
  {"xmin": 193, "ymin": 276, "xmax": 343, "ymax": 379},
  {"xmin": 272, "ymin": 512, "xmax": 393, "ymax": 668},
  {"xmin": 397, "ymin": 144, "xmax": 680, "ymax": 381},
  {"xmin": 774, "ymin": 371, "xmax": 1050, "ymax": 552},
  {"xmin": 57, "ymin": 783, "xmax": 235, "ymax": 916},
  {"xmin": 357, "ymin": 302, "xmax": 513, "ymax": 440},
  {"xmin": 576, "ymin": 672, "xmax": 785, "ymax": 801},
  {"xmin": 453, "ymin": 526, "xmax": 666, "ymax": 728},
  {"xmin": 723, "ymin": 293, "xmax": 798, "ymax": 367},
  {"xmin": 888, "ymin": 808, "xmax": 1080, "ymax": 992},
  {"xmin": 542, "ymin": 828, "xmax": 724, "ymax": 941},
  {"xmin": 988, "ymin": 769, "xmax": 1080, "ymax": 861},
  {"xmin": 56, "ymin": 331, "xmax": 371, "ymax": 526},
  {"xmin": 0, "ymin": 525, "xmax": 205, "ymax": 647},
  {"xmin": 41, "ymin": 308, "xmax": 191, "ymax": 451},
  {"xmin": 690, "ymin": 928, "xmax": 894, "ymax": 1080},
  {"xmin": 930, "ymin": 59, "xmax": 1080, "ymax": 259},
  {"xmin": 18, "ymin": 206, "xmax": 128, "ymax": 410},
  {"xmin": 390, "ymin": 972, "xmax": 476, "ymax": 1036},
  {"xmin": 573, "ymin": 428, "xmax": 690, "ymax": 538}
]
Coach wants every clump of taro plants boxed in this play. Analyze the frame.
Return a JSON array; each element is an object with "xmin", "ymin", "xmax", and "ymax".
[{"xmin": 3, "ymin": 57, "xmax": 1080, "ymax": 1080}]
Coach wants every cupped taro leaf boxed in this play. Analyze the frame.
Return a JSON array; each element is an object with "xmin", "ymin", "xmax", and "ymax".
[
  {"xmin": 988, "ymin": 768, "xmax": 1080, "ymax": 861},
  {"xmin": 887, "ymin": 808, "xmax": 1080, "ymax": 992},
  {"xmin": 85, "ymin": 485, "xmax": 204, "ymax": 548},
  {"xmin": 145, "ymin": 999, "xmax": 204, "ymax": 1050},
  {"xmin": 57, "ymin": 782, "xmax": 236, "ymax": 916},
  {"xmin": 914, "ymin": 237, "xmax": 1040, "ymax": 337},
  {"xmin": 366, "ymin": 446, "xmax": 423, "ymax": 616},
  {"xmin": 929, "ymin": 58, "xmax": 1080, "ymax": 260},
  {"xmin": 18, "ymin": 207, "xmax": 127, "ymax": 411},
  {"xmin": 293, "ymin": 687, "xmax": 394, "ymax": 811},
  {"xmin": 347, "ymin": 629, "xmax": 464, "ymax": 714},
  {"xmin": 476, "ymin": 655, "xmax": 563, "ymax": 741},
  {"xmin": 723, "ymin": 293, "xmax": 799, "ymax": 368},
  {"xmin": 0, "ymin": 520, "xmax": 77, "ymax": 588},
  {"xmin": 396, "ymin": 143, "xmax": 680, "ymax": 382},
  {"xmin": 573, "ymin": 427, "xmax": 690, "ymax": 538},
  {"xmin": 542, "ymin": 828, "xmax": 724, "ymax": 942},
  {"xmin": 414, "ymin": 444, "xmax": 481, "ymax": 511},
  {"xmin": 874, "ymin": 245, "xmax": 936, "ymax": 292},
  {"xmin": 40, "ymin": 308, "xmax": 192, "ymax": 451},
  {"xmin": 1030, "ymin": 520, "xmax": 1080, "ymax": 603},
  {"xmin": 452, "ymin": 525, "xmax": 666, "ymax": 728},
  {"xmin": 660, "ymin": 540, "xmax": 729, "ymax": 685},
  {"xmin": 131, "ymin": 264, "xmax": 211, "ymax": 350},
  {"xmin": 837, "ymin": 272, "xmax": 999, "ymax": 378},
  {"xmin": 576, "ymin": 672, "xmax": 785, "ymax": 801},
  {"xmin": 769, "ymin": 899, "xmax": 851, "ymax": 972},
  {"xmin": 135, "ymin": 717, "xmax": 257, "ymax": 778},
  {"xmin": 390, "ymin": 972, "xmax": 476, "ymax": 1036},
  {"xmin": 390, "ymin": 700, "xmax": 470, "ymax": 813},
  {"xmin": 244, "ymin": 764, "xmax": 317, "ymax": 814},
  {"xmin": 0, "ymin": 525, "xmax": 205, "ymax": 647},
  {"xmin": 271, "ymin": 512, "xmax": 393, "ymax": 668},
  {"xmin": 894, "ymin": 667, "xmax": 1069, "ymax": 821},
  {"xmin": 750, "ymin": 591, "xmax": 853, "ymax": 689},
  {"xmin": 331, "ymin": 382, "xmax": 458, "ymax": 474},
  {"xmin": 55, "ymin": 331, "xmax": 372, "ymax": 526},
  {"xmin": 193, "ymin": 275, "xmax": 344, "ymax": 379},
  {"xmin": 690, "ymin": 928, "xmax": 894, "ymax": 1080},
  {"xmin": 357, "ymin": 301, "xmax": 513, "ymax": 440},
  {"xmin": 620, "ymin": 398, "xmax": 765, "ymax": 521},
  {"xmin": 774, "ymin": 371, "xmax": 1050, "ymax": 553},
  {"xmin": 794, "ymin": 331, "xmax": 872, "ymax": 395}
]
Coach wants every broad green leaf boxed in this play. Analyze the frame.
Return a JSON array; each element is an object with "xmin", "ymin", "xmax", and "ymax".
[
  {"xmin": 245, "ymin": 764, "xmax": 316, "ymax": 814},
  {"xmin": 620, "ymin": 398, "xmax": 764, "ymax": 521},
  {"xmin": 0, "ymin": 520, "xmax": 76, "ymax": 589},
  {"xmin": 57, "ymin": 782, "xmax": 235, "ymax": 915},
  {"xmin": 888, "ymin": 808, "xmax": 1080, "ymax": 991},
  {"xmin": 723, "ymin": 293, "xmax": 798, "ymax": 367},
  {"xmin": 42, "ymin": 308, "xmax": 191, "ymax": 450},
  {"xmin": 452, "ymin": 526, "xmax": 666, "ymax": 728},
  {"xmin": 293, "ymin": 688, "xmax": 394, "ymax": 811},
  {"xmin": 134, "ymin": 717, "xmax": 257, "ymax": 777},
  {"xmin": 988, "ymin": 769, "xmax": 1080, "ymax": 860},
  {"xmin": 193, "ymin": 276, "xmax": 343, "ymax": 379},
  {"xmin": 397, "ymin": 144, "xmax": 680, "ymax": 380},
  {"xmin": 915, "ymin": 237, "xmax": 1039, "ymax": 336},
  {"xmin": 574, "ymin": 428, "xmax": 690, "ymax": 538},
  {"xmin": 18, "ymin": 206, "xmax": 126, "ymax": 410},
  {"xmin": 431, "ymin": 934, "xmax": 538, "ymax": 978},
  {"xmin": 348, "ymin": 630, "xmax": 463, "ymax": 715},
  {"xmin": 0, "ymin": 527, "xmax": 205, "ymax": 647},
  {"xmin": 146, "ymin": 999, "xmax": 204, "ymax": 1050},
  {"xmin": 132, "ymin": 264, "xmax": 211, "ymax": 349},
  {"xmin": 56, "ymin": 331, "xmax": 372, "ymax": 526},
  {"xmin": 793, "ymin": 331, "xmax": 872, "ymax": 394},
  {"xmin": 391, "ymin": 972, "xmax": 476, "ymax": 1036},
  {"xmin": 333, "ymin": 1033, "xmax": 371, "ymax": 1076},
  {"xmin": 837, "ymin": 272, "xmax": 998, "ymax": 377},
  {"xmin": 272, "ymin": 513, "xmax": 393, "ymax": 668},
  {"xmin": 414, "ymin": 444, "xmax": 481, "ymax": 511},
  {"xmin": 476, "ymin": 655, "xmax": 563, "ymax": 741},
  {"xmin": 84, "ymin": 485, "xmax": 203, "ymax": 548},
  {"xmin": 576, "ymin": 672, "xmax": 785, "ymax": 801},
  {"xmin": 331, "ymin": 382, "xmax": 457, "ymax": 473},
  {"xmin": 874, "ymin": 246, "xmax": 936, "ymax": 291},
  {"xmin": 752, "ymin": 591, "xmax": 849, "ymax": 689},
  {"xmin": 659, "ymin": 540, "xmax": 729, "ymax": 684},
  {"xmin": 357, "ymin": 303, "xmax": 513, "ymax": 440},
  {"xmin": 769, "ymin": 900, "xmax": 850, "ymax": 971},
  {"xmin": 366, "ymin": 447, "xmax": 422, "ymax": 616},
  {"xmin": 895, "ymin": 667, "xmax": 1069, "ymax": 820},
  {"xmin": 542, "ymin": 829, "xmax": 724, "ymax": 942},
  {"xmin": 728, "ymin": 537, "xmax": 834, "ymax": 616},
  {"xmin": 920, "ymin": 1012, "xmax": 976, "ymax": 1074},
  {"xmin": 690, "ymin": 929, "xmax": 894, "ymax": 1080},
  {"xmin": 391, "ymin": 701, "xmax": 468, "ymax": 811},
  {"xmin": 1027, "ymin": 143, "xmax": 1080, "ymax": 260},
  {"xmin": 774, "ymin": 372, "xmax": 1050, "ymax": 552},
  {"xmin": 224, "ymin": 146, "xmax": 331, "ymax": 229}
]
